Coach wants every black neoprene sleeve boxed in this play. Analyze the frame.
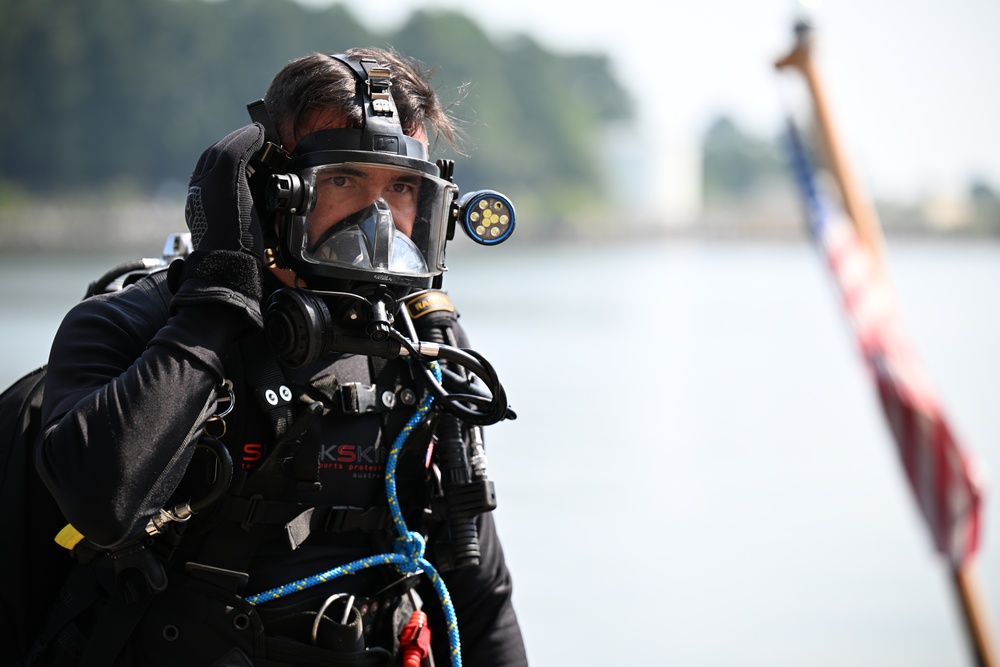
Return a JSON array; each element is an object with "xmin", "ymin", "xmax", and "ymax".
[
  {"xmin": 35, "ymin": 276, "xmax": 247, "ymax": 548},
  {"xmin": 426, "ymin": 511, "xmax": 528, "ymax": 666}
]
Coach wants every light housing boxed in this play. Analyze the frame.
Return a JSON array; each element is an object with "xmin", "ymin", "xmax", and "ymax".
[{"xmin": 456, "ymin": 190, "xmax": 515, "ymax": 245}]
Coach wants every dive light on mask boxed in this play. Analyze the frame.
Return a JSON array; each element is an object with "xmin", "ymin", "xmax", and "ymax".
[{"xmin": 455, "ymin": 190, "xmax": 516, "ymax": 245}]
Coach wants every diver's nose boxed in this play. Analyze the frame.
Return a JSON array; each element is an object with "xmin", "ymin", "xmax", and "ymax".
[{"xmin": 365, "ymin": 179, "xmax": 390, "ymax": 205}]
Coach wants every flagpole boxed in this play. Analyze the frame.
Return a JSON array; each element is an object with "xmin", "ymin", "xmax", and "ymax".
[
  {"xmin": 774, "ymin": 21, "xmax": 887, "ymax": 272},
  {"xmin": 955, "ymin": 561, "xmax": 1000, "ymax": 667},
  {"xmin": 775, "ymin": 19, "xmax": 998, "ymax": 667}
]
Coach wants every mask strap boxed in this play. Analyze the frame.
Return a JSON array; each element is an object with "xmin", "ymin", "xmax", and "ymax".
[
  {"xmin": 246, "ymin": 99, "xmax": 291, "ymax": 171},
  {"xmin": 247, "ymin": 99, "xmax": 282, "ymax": 145},
  {"xmin": 327, "ymin": 54, "xmax": 428, "ymax": 160}
]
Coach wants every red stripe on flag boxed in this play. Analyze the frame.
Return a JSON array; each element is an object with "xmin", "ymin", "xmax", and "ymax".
[{"xmin": 821, "ymin": 212, "xmax": 983, "ymax": 564}]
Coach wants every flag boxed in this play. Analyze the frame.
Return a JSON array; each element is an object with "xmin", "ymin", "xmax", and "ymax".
[{"xmin": 784, "ymin": 120, "xmax": 985, "ymax": 565}]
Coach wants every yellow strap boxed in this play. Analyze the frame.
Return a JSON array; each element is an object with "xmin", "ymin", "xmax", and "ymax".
[{"xmin": 54, "ymin": 524, "xmax": 85, "ymax": 551}]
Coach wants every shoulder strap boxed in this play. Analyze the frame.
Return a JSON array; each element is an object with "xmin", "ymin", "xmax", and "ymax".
[
  {"xmin": 0, "ymin": 365, "xmax": 60, "ymax": 656},
  {"xmin": 239, "ymin": 334, "xmax": 295, "ymax": 442}
]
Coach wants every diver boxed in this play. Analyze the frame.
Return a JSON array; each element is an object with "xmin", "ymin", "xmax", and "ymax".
[{"xmin": 31, "ymin": 48, "xmax": 526, "ymax": 666}]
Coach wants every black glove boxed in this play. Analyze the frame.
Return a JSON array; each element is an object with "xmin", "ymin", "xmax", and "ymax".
[
  {"xmin": 186, "ymin": 123, "xmax": 265, "ymax": 256},
  {"xmin": 171, "ymin": 123, "xmax": 267, "ymax": 327}
]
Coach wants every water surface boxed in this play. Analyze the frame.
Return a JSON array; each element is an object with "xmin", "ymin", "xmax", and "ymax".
[{"xmin": 2, "ymin": 237, "xmax": 998, "ymax": 666}]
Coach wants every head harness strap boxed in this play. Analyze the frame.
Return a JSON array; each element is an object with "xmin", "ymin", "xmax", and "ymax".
[{"xmin": 324, "ymin": 53, "xmax": 428, "ymax": 161}]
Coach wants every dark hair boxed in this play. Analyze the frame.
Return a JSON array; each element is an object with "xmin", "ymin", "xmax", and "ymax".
[{"xmin": 263, "ymin": 48, "xmax": 458, "ymax": 151}]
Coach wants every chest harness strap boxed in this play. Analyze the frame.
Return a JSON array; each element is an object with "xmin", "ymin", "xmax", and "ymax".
[
  {"xmin": 245, "ymin": 361, "xmax": 465, "ymax": 667},
  {"xmin": 190, "ymin": 347, "xmax": 429, "ymax": 569},
  {"xmin": 188, "ymin": 340, "xmax": 321, "ymax": 576},
  {"xmin": 241, "ymin": 334, "xmax": 295, "ymax": 441}
]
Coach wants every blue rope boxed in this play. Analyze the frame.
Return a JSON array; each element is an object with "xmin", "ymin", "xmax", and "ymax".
[{"xmin": 245, "ymin": 361, "xmax": 463, "ymax": 667}]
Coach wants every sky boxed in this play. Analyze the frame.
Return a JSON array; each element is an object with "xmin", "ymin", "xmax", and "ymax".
[{"xmin": 295, "ymin": 0, "xmax": 1000, "ymax": 215}]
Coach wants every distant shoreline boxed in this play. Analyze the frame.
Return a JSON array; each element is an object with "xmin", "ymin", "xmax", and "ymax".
[{"xmin": 2, "ymin": 198, "xmax": 995, "ymax": 256}]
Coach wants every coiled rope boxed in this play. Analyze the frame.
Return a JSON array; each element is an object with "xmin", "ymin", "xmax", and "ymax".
[{"xmin": 245, "ymin": 362, "xmax": 462, "ymax": 667}]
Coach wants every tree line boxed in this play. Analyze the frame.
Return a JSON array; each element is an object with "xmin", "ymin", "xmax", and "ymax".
[{"xmin": 0, "ymin": 0, "xmax": 631, "ymax": 228}]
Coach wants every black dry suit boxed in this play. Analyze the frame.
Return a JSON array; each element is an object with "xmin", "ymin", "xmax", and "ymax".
[{"xmin": 31, "ymin": 269, "xmax": 526, "ymax": 667}]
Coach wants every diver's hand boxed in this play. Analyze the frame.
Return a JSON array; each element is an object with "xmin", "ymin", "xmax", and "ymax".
[
  {"xmin": 186, "ymin": 123, "xmax": 265, "ymax": 257},
  {"xmin": 171, "ymin": 124, "xmax": 267, "ymax": 327}
]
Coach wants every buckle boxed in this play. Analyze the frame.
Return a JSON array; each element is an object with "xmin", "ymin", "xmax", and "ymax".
[
  {"xmin": 366, "ymin": 66, "xmax": 393, "ymax": 116},
  {"xmin": 341, "ymin": 382, "xmax": 379, "ymax": 414},
  {"xmin": 185, "ymin": 562, "xmax": 249, "ymax": 595},
  {"xmin": 323, "ymin": 506, "xmax": 385, "ymax": 533}
]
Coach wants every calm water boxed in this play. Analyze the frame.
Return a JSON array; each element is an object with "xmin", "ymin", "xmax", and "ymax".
[{"xmin": 2, "ymin": 237, "xmax": 999, "ymax": 666}]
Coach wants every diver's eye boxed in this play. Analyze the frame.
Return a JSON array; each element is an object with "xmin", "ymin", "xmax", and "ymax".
[{"xmin": 317, "ymin": 174, "xmax": 351, "ymax": 189}]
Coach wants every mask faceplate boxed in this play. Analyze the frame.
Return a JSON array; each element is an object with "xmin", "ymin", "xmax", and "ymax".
[{"xmin": 283, "ymin": 161, "xmax": 456, "ymax": 289}]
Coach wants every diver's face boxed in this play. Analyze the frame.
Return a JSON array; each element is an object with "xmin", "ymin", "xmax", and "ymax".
[
  {"xmin": 308, "ymin": 164, "xmax": 420, "ymax": 244},
  {"xmin": 286, "ymin": 109, "xmax": 429, "ymax": 245}
]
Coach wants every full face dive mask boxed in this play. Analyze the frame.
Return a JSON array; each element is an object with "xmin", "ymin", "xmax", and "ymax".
[
  {"xmin": 247, "ymin": 54, "xmax": 516, "ymax": 366},
  {"xmin": 281, "ymin": 157, "xmax": 454, "ymax": 291}
]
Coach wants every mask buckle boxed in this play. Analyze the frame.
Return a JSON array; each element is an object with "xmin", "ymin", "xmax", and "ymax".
[{"xmin": 365, "ymin": 65, "xmax": 393, "ymax": 117}]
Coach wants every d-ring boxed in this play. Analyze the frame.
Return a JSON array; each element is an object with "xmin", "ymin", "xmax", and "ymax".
[
  {"xmin": 311, "ymin": 593, "xmax": 355, "ymax": 645},
  {"xmin": 215, "ymin": 379, "xmax": 235, "ymax": 419}
]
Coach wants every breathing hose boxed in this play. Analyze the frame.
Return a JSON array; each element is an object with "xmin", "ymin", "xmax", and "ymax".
[{"xmin": 418, "ymin": 322, "xmax": 483, "ymax": 570}]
